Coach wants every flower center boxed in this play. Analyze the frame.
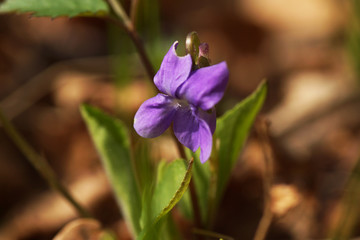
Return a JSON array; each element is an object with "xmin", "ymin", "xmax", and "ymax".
[{"xmin": 172, "ymin": 98, "xmax": 190, "ymax": 109}]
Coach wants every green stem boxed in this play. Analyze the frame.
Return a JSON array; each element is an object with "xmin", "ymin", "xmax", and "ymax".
[
  {"xmin": 105, "ymin": 0, "xmax": 156, "ymax": 81},
  {"xmin": 105, "ymin": 1, "xmax": 203, "ymax": 236},
  {"xmin": 0, "ymin": 109, "xmax": 91, "ymax": 218},
  {"xmin": 130, "ymin": 0, "xmax": 140, "ymax": 25},
  {"xmin": 207, "ymin": 134, "xmax": 219, "ymax": 228},
  {"xmin": 171, "ymin": 126, "xmax": 204, "ymax": 240},
  {"xmin": 106, "ymin": 0, "xmax": 132, "ymax": 30}
]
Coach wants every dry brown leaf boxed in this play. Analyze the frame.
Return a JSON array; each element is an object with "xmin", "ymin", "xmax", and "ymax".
[
  {"xmin": 53, "ymin": 218, "xmax": 102, "ymax": 240},
  {"xmin": 270, "ymin": 184, "xmax": 301, "ymax": 217}
]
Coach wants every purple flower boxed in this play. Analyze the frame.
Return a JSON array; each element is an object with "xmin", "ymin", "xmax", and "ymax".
[{"xmin": 134, "ymin": 41, "xmax": 229, "ymax": 163}]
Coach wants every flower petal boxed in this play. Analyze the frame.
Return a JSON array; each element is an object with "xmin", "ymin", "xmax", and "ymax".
[
  {"xmin": 154, "ymin": 41, "xmax": 193, "ymax": 96},
  {"xmin": 134, "ymin": 94, "xmax": 177, "ymax": 138},
  {"xmin": 197, "ymin": 107, "xmax": 216, "ymax": 134},
  {"xmin": 198, "ymin": 119, "xmax": 213, "ymax": 163},
  {"xmin": 173, "ymin": 106, "xmax": 200, "ymax": 153},
  {"xmin": 177, "ymin": 61, "xmax": 229, "ymax": 110},
  {"xmin": 173, "ymin": 106, "xmax": 214, "ymax": 163}
]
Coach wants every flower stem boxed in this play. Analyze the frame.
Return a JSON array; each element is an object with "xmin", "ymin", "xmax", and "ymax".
[
  {"xmin": 105, "ymin": 0, "xmax": 156, "ymax": 81},
  {"xmin": 130, "ymin": 0, "xmax": 140, "ymax": 25},
  {"xmin": 0, "ymin": 109, "xmax": 91, "ymax": 218},
  {"xmin": 206, "ymin": 135, "xmax": 219, "ymax": 228},
  {"xmin": 171, "ymin": 127, "xmax": 204, "ymax": 238},
  {"xmin": 106, "ymin": 0, "xmax": 132, "ymax": 30},
  {"xmin": 104, "ymin": 0, "xmax": 203, "ymax": 235}
]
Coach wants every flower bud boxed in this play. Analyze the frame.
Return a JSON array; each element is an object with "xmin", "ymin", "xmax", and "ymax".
[
  {"xmin": 198, "ymin": 43, "xmax": 210, "ymax": 68},
  {"xmin": 185, "ymin": 31, "xmax": 200, "ymax": 66},
  {"xmin": 199, "ymin": 42, "xmax": 209, "ymax": 58},
  {"xmin": 185, "ymin": 32, "xmax": 211, "ymax": 69}
]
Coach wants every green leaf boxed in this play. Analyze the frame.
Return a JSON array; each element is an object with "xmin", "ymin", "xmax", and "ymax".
[
  {"xmin": 134, "ymin": 139, "xmax": 154, "ymax": 193},
  {"xmin": 177, "ymin": 189, "xmax": 192, "ymax": 219},
  {"xmin": 193, "ymin": 152, "xmax": 211, "ymax": 223},
  {"xmin": 216, "ymin": 80, "xmax": 267, "ymax": 201},
  {"xmin": 152, "ymin": 159, "xmax": 189, "ymax": 220},
  {"xmin": 80, "ymin": 105, "xmax": 141, "ymax": 236},
  {"xmin": 182, "ymin": 148, "xmax": 210, "ymax": 223},
  {"xmin": 138, "ymin": 159, "xmax": 193, "ymax": 240},
  {"xmin": 100, "ymin": 231, "xmax": 117, "ymax": 240},
  {"xmin": 179, "ymin": 81, "xmax": 267, "ymax": 226},
  {"xmin": 0, "ymin": 0, "xmax": 109, "ymax": 18}
]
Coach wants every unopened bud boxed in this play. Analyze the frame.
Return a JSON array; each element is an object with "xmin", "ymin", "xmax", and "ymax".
[
  {"xmin": 186, "ymin": 31, "xmax": 200, "ymax": 65},
  {"xmin": 185, "ymin": 32, "xmax": 210, "ymax": 68},
  {"xmin": 199, "ymin": 43, "xmax": 209, "ymax": 58},
  {"xmin": 198, "ymin": 43, "xmax": 210, "ymax": 68}
]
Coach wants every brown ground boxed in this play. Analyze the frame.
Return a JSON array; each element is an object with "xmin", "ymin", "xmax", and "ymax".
[{"xmin": 0, "ymin": 0, "xmax": 359, "ymax": 239}]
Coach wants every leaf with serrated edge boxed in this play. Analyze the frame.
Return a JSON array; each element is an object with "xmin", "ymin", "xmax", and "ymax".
[{"xmin": 0, "ymin": 0, "xmax": 108, "ymax": 18}]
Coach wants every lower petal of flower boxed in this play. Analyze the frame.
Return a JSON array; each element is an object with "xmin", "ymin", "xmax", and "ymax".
[
  {"xmin": 173, "ymin": 106, "xmax": 200, "ymax": 153},
  {"xmin": 134, "ymin": 94, "xmax": 177, "ymax": 138},
  {"xmin": 173, "ymin": 106, "xmax": 214, "ymax": 163},
  {"xmin": 198, "ymin": 119, "xmax": 213, "ymax": 163},
  {"xmin": 197, "ymin": 107, "xmax": 216, "ymax": 134}
]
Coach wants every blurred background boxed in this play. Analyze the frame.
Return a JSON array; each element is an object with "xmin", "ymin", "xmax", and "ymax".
[{"xmin": 0, "ymin": 0, "xmax": 360, "ymax": 239}]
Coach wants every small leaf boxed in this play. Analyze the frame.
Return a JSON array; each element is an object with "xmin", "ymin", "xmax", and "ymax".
[
  {"xmin": 80, "ymin": 105, "xmax": 141, "ymax": 236},
  {"xmin": 216, "ymin": 80, "xmax": 267, "ymax": 201},
  {"xmin": 138, "ymin": 159, "xmax": 193, "ymax": 240},
  {"xmin": 0, "ymin": 0, "xmax": 109, "ymax": 18}
]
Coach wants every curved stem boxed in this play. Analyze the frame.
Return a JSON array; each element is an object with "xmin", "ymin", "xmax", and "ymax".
[
  {"xmin": 0, "ymin": 109, "xmax": 91, "ymax": 218},
  {"xmin": 171, "ymin": 127, "xmax": 204, "ymax": 240},
  {"xmin": 125, "ymin": 25, "xmax": 156, "ymax": 80},
  {"xmin": 105, "ymin": 0, "xmax": 203, "ymax": 236},
  {"xmin": 130, "ymin": 0, "xmax": 140, "ymax": 25},
  {"xmin": 207, "ymin": 135, "xmax": 219, "ymax": 228},
  {"xmin": 107, "ymin": 0, "xmax": 132, "ymax": 30},
  {"xmin": 105, "ymin": 0, "xmax": 156, "ymax": 81}
]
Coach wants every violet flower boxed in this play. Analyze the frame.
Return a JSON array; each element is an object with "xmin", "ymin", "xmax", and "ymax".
[{"xmin": 134, "ymin": 41, "xmax": 229, "ymax": 163}]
